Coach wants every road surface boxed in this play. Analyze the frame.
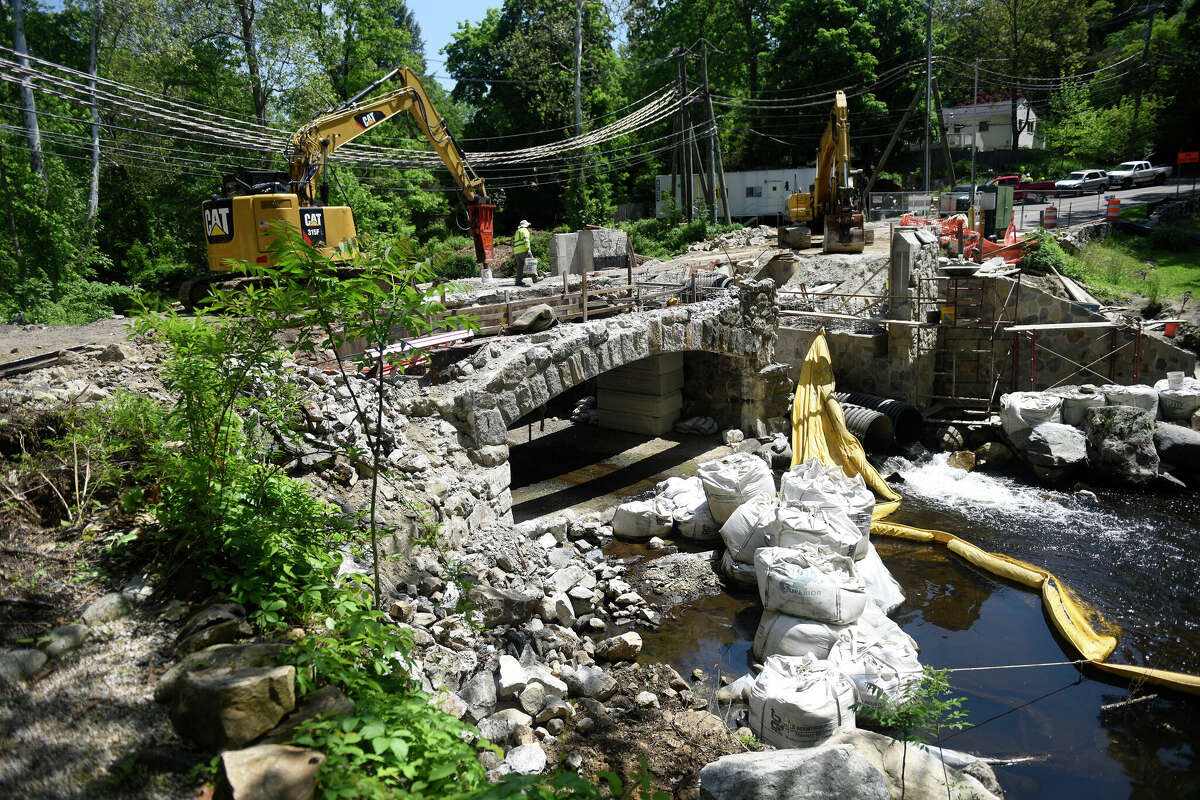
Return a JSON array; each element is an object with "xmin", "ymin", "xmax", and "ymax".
[{"xmin": 1013, "ymin": 178, "xmax": 1198, "ymax": 231}]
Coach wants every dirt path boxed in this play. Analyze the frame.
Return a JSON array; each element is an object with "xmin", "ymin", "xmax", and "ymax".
[{"xmin": 0, "ymin": 318, "xmax": 134, "ymax": 363}]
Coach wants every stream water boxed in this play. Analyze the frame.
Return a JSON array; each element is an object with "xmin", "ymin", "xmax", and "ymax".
[{"xmin": 631, "ymin": 450, "xmax": 1200, "ymax": 798}]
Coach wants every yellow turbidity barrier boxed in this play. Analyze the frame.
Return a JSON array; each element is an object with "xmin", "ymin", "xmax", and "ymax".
[{"xmin": 789, "ymin": 331, "xmax": 1200, "ymax": 695}]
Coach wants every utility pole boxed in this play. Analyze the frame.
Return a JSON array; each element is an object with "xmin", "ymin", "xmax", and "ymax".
[
  {"xmin": 924, "ymin": 0, "xmax": 932, "ymax": 199},
  {"xmin": 574, "ymin": 0, "xmax": 584, "ymax": 186},
  {"xmin": 1128, "ymin": 5, "xmax": 1157, "ymax": 153},
  {"xmin": 971, "ymin": 57, "xmax": 978, "ymax": 229},
  {"xmin": 700, "ymin": 40, "xmax": 731, "ymax": 224},
  {"xmin": 682, "ymin": 54, "xmax": 694, "ymax": 222},
  {"xmin": 11, "ymin": 0, "xmax": 45, "ymax": 181},
  {"xmin": 87, "ymin": 0, "xmax": 103, "ymax": 224}
]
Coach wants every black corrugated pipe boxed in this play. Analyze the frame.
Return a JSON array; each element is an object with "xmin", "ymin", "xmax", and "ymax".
[
  {"xmin": 841, "ymin": 404, "xmax": 895, "ymax": 452},
  {"xmin": 834, "ymin": 392, "xmax": 923, "ymax": 444}
]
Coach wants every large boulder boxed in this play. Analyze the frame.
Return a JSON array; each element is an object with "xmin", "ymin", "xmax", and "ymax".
[
  {"xmin": 155, "ymin": 643, "xmax": 288, "ymax": 705},
  {"xmin": 699, "ymin": 746, "xmax": 890, "ymax": 800},
  {"xmin": 594, "ymin": 631, "xmax": 642, "ymax": 662},
  {"xmin": 0, "ymin": 648, "xmax": 47, "ymax": 686},
  {"xmin": 1023, "ymin": 422, "xmax": 1087, "ymax": 483},
  {"xmin": 825, "ymin": 729, "xmax": 1003, "ymax": 800},
  {"xmin": 169, "ymin": 665, "xmax": 297, "ymax": 751},
  {"xmin": 215, "ymin": 744, "xmax": 326, "ymax": 800},
  {"xmin": 1154, "ymin": 422, "xmax": 1200, "ymax": 481},
  {"xmin": 467, "ymin": 586, "xmax": 543, "ymax": 628},
  {"xmin": 1084, "ymin": 406, "xmax": 1159, "ymax": 485},
  {"xmin": 82, "ymin": 592, "xmax": 132, "ymax": 625}
]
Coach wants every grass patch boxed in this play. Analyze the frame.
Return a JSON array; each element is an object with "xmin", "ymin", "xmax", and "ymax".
[{"xmin": 1064, "ymin": 237, "xmax": 1198, "ymax": 303}]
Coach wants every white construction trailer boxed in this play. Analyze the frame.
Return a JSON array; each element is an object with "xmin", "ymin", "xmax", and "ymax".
[{"xmin": 654, "ymin": 168, "xmax": 817, "ymax": 222}]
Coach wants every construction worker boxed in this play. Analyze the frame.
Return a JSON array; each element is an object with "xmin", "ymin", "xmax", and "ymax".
[{"xmin": 513, "ymin": 220, "xmax": 533, "ymax": 286}]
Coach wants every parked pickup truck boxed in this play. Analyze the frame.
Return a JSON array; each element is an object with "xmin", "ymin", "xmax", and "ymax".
[
  {"xmin": 987, "ymin": 174, "xmax": 1056, "ymax": 204},
  {"xmin": 1106, "ymin": 160, "xmax": 1171, "ymax": 188}
]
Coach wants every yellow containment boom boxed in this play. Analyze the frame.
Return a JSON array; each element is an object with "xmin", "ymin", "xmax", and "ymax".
[{"xmin": 789, "ymin": 330, "xmax": 1200, "ymax": 695}]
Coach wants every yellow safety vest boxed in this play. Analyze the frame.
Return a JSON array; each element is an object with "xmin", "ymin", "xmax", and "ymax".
[{"xmin": 514, "ymin": 227, "xmax": 532, "ymax": 254}]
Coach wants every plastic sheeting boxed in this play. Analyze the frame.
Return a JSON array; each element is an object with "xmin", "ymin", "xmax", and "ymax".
[{"xmin": 789, "ymin": 331, "xmax": 1200, "ymax": 697}]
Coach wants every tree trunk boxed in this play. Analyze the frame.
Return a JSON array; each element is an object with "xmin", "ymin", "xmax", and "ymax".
[
  {"xmin": 234, "ymin": 0, "xmax": 268, "ymax": 128},
  {"xmin": 87, "ymin": 0, "xmax": 102, "ymax": 224},
  {"xmin": 10, "ymin": 0, "xmax": 45, "ymax": 180}
]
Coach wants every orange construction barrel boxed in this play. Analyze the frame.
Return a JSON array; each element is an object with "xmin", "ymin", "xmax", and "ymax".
[
  {"xmin": 1106, "ymin": 196, "xmax": 1121, "ymax": 221},
  {"xmin": 1043, "ymin": 205, "xmax": 1057, "ymax": 229},
  {"xmin": 468, "ymin": 203, "xmax": 495, "ymax": 264}
]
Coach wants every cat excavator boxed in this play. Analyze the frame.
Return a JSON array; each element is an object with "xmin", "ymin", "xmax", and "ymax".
[
  {"xmin": 187, "ymin": 66, "xmax": 493, "ymax": 307},
  {"xmin": 777, "ymin": 90, "xmax": 865, "ymax": 254}
]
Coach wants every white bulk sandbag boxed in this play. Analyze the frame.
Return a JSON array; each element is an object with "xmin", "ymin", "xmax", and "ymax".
[
  {"xmin": 1049, "ymin": 385, "xmax": 1106, "ymax": 427},
  {"xmin": 721, "ymin": 550, "xmax": 759, "ymax": 589},
  {"xmin": 611, "ymin": 499, "xmax": 672, "ymax": 540},
  {"xmin": 1154, "ymin": 376, "xmax": 1200, "ymax": 421},
  {"xmin": 748, "ymin": 654, "xmax": 856, "ymax": 749},
  {"xmin": 780, "ymin": 459, "xmax": 875, "ymax": 552},
  {"xmin": 719, "ymin": 494, "xmax": 779, "ymax": 564},
  {"xmin": 673, "ymin": 491, "xmax": 720, "ymax": 541},
  {"xmin": 766, "ymin": 504, "xmax": 863, "ymax": 561},
  {"xmin": 856, "ymin": 542, "xmax": 905, "ymax": 614},
  {"xmin": 855, "ymin": 602, "xmax": 920, "ymax": 654},
  {"xmin": 753, "ymin": 609, "xmax": 849, "ymax": 660},
  {"xmin": 697, "ymin": 452, "xmax": 777, "ymax": 526},
  {"xmin": 828, "ymin": 623, "xmax": 923, "ymax": 709},
  {"xmin": 656, "ymin": 475, "xmax": 701, "ymax": 501},
  {"xmin": 754, "ymin": 545, "xmax": 868, "ymax": 625},
  {"xmin": 1000, "ymin": 392, "xmax": 1062, "ymax": 437},
  {"xmin": 1102, "ymin": 384, "xmax": 1159, "ymax": 418}
]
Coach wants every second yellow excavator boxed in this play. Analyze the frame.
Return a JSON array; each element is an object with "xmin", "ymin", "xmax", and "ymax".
[
  {"xmin": 777, "ymin": 90, "xmax": 865, "ymax": 254},
  {"xmin": 189, "ymin": 66, "xmax": 492, "ymax": 306}
]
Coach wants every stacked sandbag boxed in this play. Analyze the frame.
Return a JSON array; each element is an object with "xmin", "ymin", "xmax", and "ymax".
[
  {"xmin": 1155, "ymin": 375, "xmax": 1200, "ymax": 422},
  {"xmin": 718, "ymin": 494, "xmax": 778, "ymax": 564},
  {"xmin": 1102, "ymin": 383, "xmax": 1159, "ymax": 418},
  {"xmin": 697, "ymin": 452, "xmax": 776, "ymax": 525},
  {"xmin": 780, "ymin": 459, "xmax": 874, "ymax": 558},
  {"xmin": 654, "ymin": 476, "xmax": 719, "ymax": 541},
  {"xmin": 766, "ymin": 504, "xmax": 864, "ymax": 562},
  {"xmin": 855, "ymin": 542, "xmax": 906, "ymax": 614},
  {"xmin": 1047, "ymin": 385, "xmax": 1106, "ymax": 427},
  {"xmin": 754, "ymin": 603, "xmax": 911, "ymax": 661},
  {"xmin": 828, "ymin": 621, "xmax": 923, "ymax": 709},
  {"xmin": 1000, "ymin": 392, "xmax": 1062, "ymax": 443},
  {"xmin": 754, "ymin": 545, "xmax": 867, "ymax": 625},
  {"xmin": 748, "ymin": 654, "xmax": 857, "ymax": 749},
  {"xmin": 720, "ymin": 550, "xmax": 759, "ymax": 589},
  {"xmin": 611, "ymin": 497, "xmax": 673, "ymax": 540}
]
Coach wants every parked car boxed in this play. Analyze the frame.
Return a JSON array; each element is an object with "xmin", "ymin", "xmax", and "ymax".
[
  {"xmin": 1106, "ymin": 160, "xmax": 1171, "ymax": 188},
  {"xmin": 1055, "ymin": 170, "xmax": 1109, "ymax": 195},
  {"xmin": 987, "ymin": 175, "xmax": 1056, "ymax": 204}
]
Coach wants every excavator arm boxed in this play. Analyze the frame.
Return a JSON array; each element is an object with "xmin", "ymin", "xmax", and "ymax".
[{"xmin": 289, "ymin": 66, "xmax": 488, "ymax": 207}]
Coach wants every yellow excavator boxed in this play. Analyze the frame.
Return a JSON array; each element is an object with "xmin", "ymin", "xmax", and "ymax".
[
  {"xmin": 777, "ymin": 90, "xmax": 865, "ymax": 254},
  {"xmin": 189, "ymin": 66, "xmax": 493, "ymax": 307}
]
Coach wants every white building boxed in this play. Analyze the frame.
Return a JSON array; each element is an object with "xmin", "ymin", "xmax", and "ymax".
[
  {"xmin": 654, "ymin": 168, "xmax": 817, "ymax": 221},
  {"xmin": 941, "ymin": 99, "xmax": 1046, "ymax": 151}
]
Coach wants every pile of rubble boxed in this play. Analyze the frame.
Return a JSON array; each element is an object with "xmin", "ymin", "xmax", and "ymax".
[{"xmin": 687, "ymin": 225, "xmax": 777, "ymax": 252}]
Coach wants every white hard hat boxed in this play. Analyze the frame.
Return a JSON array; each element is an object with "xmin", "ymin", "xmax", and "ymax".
[{"xmin": 518, "ymin": 220, "xmax": 531, "ymax": 228}]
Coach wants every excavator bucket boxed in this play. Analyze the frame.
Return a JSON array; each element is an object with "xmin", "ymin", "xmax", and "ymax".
[{"xmin": 823, "ymin": 213, "xmax": 865, "ymax": 254}]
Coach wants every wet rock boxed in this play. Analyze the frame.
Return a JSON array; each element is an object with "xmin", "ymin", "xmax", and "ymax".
[
  {"xmin": 647, "ymin": 537, "xmax": 667, "ymax": 551},
  {"xmin": 82, "ymin": 592, "xmax": 132, "ymax": 625},
  {"xmin": 595, "ymin": 631, "xmax": 642, "ymax": 661},
  {"xmin": 0, "ymin": 648, "xmax": 47, "ymax": 685},
  {"xmin": 169, "ymin": 665, "xmax": 297, "ymax": 750},
  {"xmin": 1084, "ymin": 406, "xmax": 1159, "ymax": 485},
  {"xmin": 504, "ymin": 742, "xmax": 547, "ymax": 775},
  {"xmin": 39, "ymin": 623, "xmax": 89, "ymax": 658},
  {"xmin": 468, "ymin": 585, "xmax": 542, "ymax": 628},
  {"xmin": 922, "ymin": 424, "xmax": 964, "ymax": 453},
  {"xmin": 974, "ymin": 440, "xmax": 1013, "ymax": 468},
  {"xmin": 1154, "ymin": 422, "xmax": 1200, "ymax": 480},
  {"xmin": 699, "ymin": 746, "xmax": 890, "ymax": 800},
  {"xmin": 946, "ymin": 451, "xmax": 975, "ymax": 471},
  {"xmin": 215, "ymin": 744, "xmax": 325, "ymax": 800},
  {"xmin": 1024, "ymin": 422, "xmax": 1087, "ymax": 483}
]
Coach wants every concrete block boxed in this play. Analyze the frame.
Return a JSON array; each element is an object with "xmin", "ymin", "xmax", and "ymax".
[
  {"xmin": 597, "ymin": 388, "xmax": 682, "ymax": 417},
  {"xmin": 610, "ymin": 353, "xmax": 684, "ymax": 376},
  {"xmin": 597, "ymin": 408, "xmax": 679, "ymax": 437},
  {"xmin": 597, "ymin": 367, "xmax": 684, "ymax": 394}
]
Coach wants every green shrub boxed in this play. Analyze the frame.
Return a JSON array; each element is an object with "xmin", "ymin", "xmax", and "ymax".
[
  {"xmin": 416, "ymin": 223, "xmax": 452, "ymax": 244},
  {"xmin": 434, "ymin": 253, "xmax": 480, "ymax": 280}
]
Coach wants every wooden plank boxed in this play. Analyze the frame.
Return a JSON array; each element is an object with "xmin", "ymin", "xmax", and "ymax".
[{"xmin": 1004, "ymin": 321, "xmax": 1116, "ymax": 332}]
